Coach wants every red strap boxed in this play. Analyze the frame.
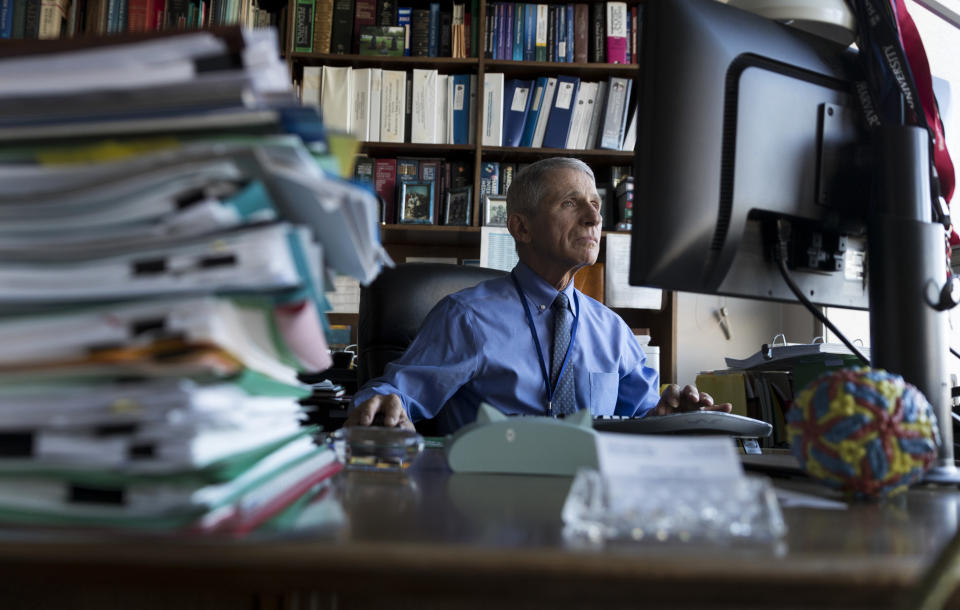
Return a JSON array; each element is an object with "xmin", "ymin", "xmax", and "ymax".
[{"xmin": 890, "ymin": 0, "xmax": 955, "ymax": 203}]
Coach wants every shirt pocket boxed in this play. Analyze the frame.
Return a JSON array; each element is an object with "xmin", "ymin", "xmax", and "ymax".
[{"xmin": 589, "ymin": 372, "xmax": 619, "ymax": 416}]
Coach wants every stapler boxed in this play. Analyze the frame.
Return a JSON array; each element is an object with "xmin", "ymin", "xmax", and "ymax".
[{"xmin": 445, "ymin": 404, "xmax": 599, "ymax": 475}]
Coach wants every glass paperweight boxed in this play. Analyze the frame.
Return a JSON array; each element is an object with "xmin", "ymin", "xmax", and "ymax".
[
  {"xmin": 328, "ymin": 426, "xmax": 424, "ymax": 472},
  {"xmin": 561, "ymin": 469, "xmax": 787, "ymax": 547}
]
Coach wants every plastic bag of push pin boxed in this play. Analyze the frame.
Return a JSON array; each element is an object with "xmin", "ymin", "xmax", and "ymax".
[
  {"xmin": 328, "ymin": 426, "xmax": 424, "ymax": 472},
  {"xmin": 561, "ymin": 469, "xmax": 787, "ymax": 547}
]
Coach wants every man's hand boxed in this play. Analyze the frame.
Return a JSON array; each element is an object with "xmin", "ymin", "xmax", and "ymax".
[
  {"xmin": 652, "ymin": 384, "xmax": 733, "ymax": 416},
  {"xmin": 345, "ymin": 393, "xmax": 416, "ymax": 431}
]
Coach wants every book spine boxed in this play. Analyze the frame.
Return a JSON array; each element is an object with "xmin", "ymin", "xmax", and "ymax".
[
  {"xmin": 534, "ymin": 3, "xmax": 546, "ymax": 61},
  {"xmin": 353, "ymin": 0, "xmax": 376, "ymax": 53},
  {"xmin": 565, "ymin": 3, "xmax": 574, "ymax": 62},
  {"xmin": 21, "ymin": 0, "xmax": 39, "ymax": 37},
  {"xmin": 427, "ymin": 1, "xmax": 439, "ymax": 56},
  {"xmin": 512, "ymin": 1, "xmax": 523, "ymax": 61},
  {"xmin": 503, "ymin": 2, "xmax": 515, "ymax": 59},
  {"xmin": 374, "ymin": 159, "xmax": 398, "ymax": 223},
  {"xmin": 588, "ymin": 1, "xmax": 603, "ymax": 62},
  {"xmin": 439, "ymin": 8, "xmax": 451, "ymax": 56},
  {"xmin": 411, "ymin": 7, "xmax": 429, "ymax": 56},
  {"xmin": 1, "ymin": 0, "xmax": 14, "ymax": 37},
  {"xmin": 469, "ymin": 0, "xmax": 477, "ymax": 57},
  {"xmin": 375, "ymin": 0, "xmax": 395, "ymax": 24},
  {"xmin": 546, "ymin": 4, "xmax": 554, "ymax": 62},
  {"xmin": 11, "ymin": 0, "xmax": 25, "ymax": 38},
  {"xmin": 495, "ymin": 2, "xmax": 505, "ymax": 60},
  {"xmin": 480, "ymin": 161, "xmax": 500, "ymax": 201},
  {"xmin": 605, "ymin": 1, "xmax": 626, "ymax": 64},
  {"xmin": 313, "ymin": 0, "xmax": 334, "ymax": 53},
  {"xmin": 293, "ymin": 0, "xmax": 315, "ymax": 52},
  {"xmin": 483, "ymin": 3, "xmax": 493, "ymax": 58},
  {"xmin": 330, "ymin": 0, "xmax": 354, "ymax": 53},
  {"xmin": 397, "ymin": 6, "xmax": 410, "ymax": 54},
  {"xmin": 573, "ymin": 3, "xmax": 587, "ymax": 63},
  {"xmin": 522, "ymin": 3, "xmax": 535, "ymax": 61}
]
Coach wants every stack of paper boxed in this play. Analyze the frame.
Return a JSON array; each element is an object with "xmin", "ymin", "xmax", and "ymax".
[{"xmin": 0, "ymin": 28, "xmax": 393, "ymax": 531}]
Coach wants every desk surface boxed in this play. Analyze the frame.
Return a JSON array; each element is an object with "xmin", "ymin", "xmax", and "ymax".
[{"xmin": 0, "ymin": 449, "xmax": 958, "ymax": 609}]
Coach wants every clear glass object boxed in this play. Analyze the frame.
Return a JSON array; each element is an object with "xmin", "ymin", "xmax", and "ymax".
[
  {"xmin": 561, "ymin": 469, "xmax": 787, "ymax": 547},
  {"xmin": 328, "ymin": 426, "xmax": 425, "ymax": 472}
]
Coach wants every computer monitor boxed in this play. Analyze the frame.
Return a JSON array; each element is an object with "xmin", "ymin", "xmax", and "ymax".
[
  {"xmin": 630, "ymin": 0, "xmax": 957, "ymax": 481},
  {"xmin": 630, "ymin": 0, "xmax": 870, "ymax": 309}
]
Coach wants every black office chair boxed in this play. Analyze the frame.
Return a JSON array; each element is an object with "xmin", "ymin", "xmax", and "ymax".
[{"xmin": 356, "ymin": 263, "xmax": 508, "ymax": 434}]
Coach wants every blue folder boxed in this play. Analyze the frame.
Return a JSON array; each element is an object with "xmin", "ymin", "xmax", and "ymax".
[{"xmin": 541, "ymin": 75, "xmax": 580, "ymax": 149}]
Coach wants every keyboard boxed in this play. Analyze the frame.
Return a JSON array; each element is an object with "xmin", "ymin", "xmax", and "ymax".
[{"xmin": 593, "ymin": 411, "xmax": 773, "ymax": 438}]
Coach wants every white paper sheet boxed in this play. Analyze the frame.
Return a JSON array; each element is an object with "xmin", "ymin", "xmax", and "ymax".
[{"xmin": 604, "ymin": 232, "xmax": 662, "ymax": 309}]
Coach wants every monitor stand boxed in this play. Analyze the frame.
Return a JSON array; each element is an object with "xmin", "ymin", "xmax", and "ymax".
[{"xmin": 869, "ymin": 126, "xmax": 960, "ymax": 484}]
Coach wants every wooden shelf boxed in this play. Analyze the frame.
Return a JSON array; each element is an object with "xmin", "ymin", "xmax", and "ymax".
[
  {"xmin": 290, "ymin": 53, "xmax": 479, "ymax": 70},
  {"xmin": 482, "ymin": 60, "xmax": 639, "ymax": 79},
  {"xmin": 481, "ymin": 146, "xmax": 634, "ymax": 163},
  {"xmin": 361, "ymin": 142, "xmax": 476, "ymax": 157},
  {"xmin": 380, "ymin": 224, "xmax": 482, "ymax": 247}
]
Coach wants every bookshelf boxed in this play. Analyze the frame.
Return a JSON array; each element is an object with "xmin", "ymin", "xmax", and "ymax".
[{"xmin": 285, "ymin": 0, "xmax": 678, "ymax": 382}]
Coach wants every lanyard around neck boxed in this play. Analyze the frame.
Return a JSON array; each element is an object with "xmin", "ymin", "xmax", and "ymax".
[{"xmin": 511, "ymin": 272, "xmax": 579, "ymax": 416}]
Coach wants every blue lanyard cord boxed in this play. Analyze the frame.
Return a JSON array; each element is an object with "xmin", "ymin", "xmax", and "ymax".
[{"xmin": 511, "ymin": 272, "xmax": 579, "ymax": 416}]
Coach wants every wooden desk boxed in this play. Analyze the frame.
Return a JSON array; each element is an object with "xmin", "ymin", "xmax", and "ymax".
[{"xmin": 0, "ymin": 449, "xmax": 958, "ymax": 610}]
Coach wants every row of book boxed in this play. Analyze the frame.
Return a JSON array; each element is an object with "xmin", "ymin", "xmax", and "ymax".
[
  {"xmin": 0, "ymin": 29, "xmax": 387, "ymax": 531},
  {"xmin": 293, "ymin": 0, "xmax": 473, "ymax": 57},
  {"xmin": 483, "ymin": 73, "xmax": 635, "ymax": 150},
  {"xmin": 480, "ymin": 161, "xmax": 632, "ymax": 229},
  {"xmin": 0, "ymin": 0, "xmax": 274, "ymax": 39},
  {"xmin": 484, "ymin": 1, "xmax": 641, "ymax": 64},
  {"xmin": 303, "ymin": 65, "xmax": 477, "ymax": 145},
  {"xmin": 354, "ymin": 156, "xmax": 473, "ymax": 225}
]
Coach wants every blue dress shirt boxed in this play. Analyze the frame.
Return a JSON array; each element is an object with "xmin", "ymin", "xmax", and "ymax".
[{"xmin": 352, "ymin": 262, "xmax": 660, "ymax": 433}]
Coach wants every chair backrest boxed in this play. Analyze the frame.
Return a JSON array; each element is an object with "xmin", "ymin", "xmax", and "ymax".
[{"xmin": 356, "ymin": 263, "xmax": 508, "ymax": 388}]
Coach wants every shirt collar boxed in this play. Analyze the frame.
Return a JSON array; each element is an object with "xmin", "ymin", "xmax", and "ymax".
[{"xmin": 512, "ymin": 261, "xmax": 577, "ymax": 314}]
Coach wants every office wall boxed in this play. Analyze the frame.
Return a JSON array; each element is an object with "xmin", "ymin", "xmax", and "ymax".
[{"xmin": 674, "ymin": 293, "xmax": 815, "ymax": 385}]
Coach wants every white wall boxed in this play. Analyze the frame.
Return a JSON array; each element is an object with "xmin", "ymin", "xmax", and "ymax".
[{"xmin": 673, "ymin": 292, "xmax": 815, "ymax": 385}]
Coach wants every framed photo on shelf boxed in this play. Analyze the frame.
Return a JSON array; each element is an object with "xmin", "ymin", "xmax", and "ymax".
[
  {"xmin": 483, "ymin": 194, "xmax": 508, "ymax": 227},
  {"xmin": 358, "ymin": 26, "xmax": 406, "ymax": 56},
  {"xmin": 399, "ymin": 182, "xmax": 435, "ymax": 224},
  {"xmin": 444, "ymin": 187, "xmax": 472, "ymax": 226}
]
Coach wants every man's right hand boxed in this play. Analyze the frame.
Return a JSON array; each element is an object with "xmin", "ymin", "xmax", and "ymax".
[{"xmin": 345, "ymin": 393, "xmax": 416, "ymax": 431}]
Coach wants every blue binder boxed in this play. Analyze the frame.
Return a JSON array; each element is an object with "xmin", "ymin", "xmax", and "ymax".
[
  {"xmin": 502, "ymin": 78, "xmax": 534, "ymax": 147},
  {"xmin": 451, "ymin": 74, "xmax": 472, "ymax": 145},
  {"xmin": 519, "ymin": 77, "xmax": 549, "ymax": 147},
  {"xmin": 541, "ymin": 75, "xmax": 580, "ymax": 149}
]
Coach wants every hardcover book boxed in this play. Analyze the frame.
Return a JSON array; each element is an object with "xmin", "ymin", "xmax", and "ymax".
[
  {"xmin": 313, "ymin": 0, "xmax": 334, "ymax": 53},
  {"xmin": 374, "ymin": 158, "xmax": 398, "ymax": 222},
  {"xmin": 588, "ymin": 1, "xmax": 604, "ymax": 62},
  {"xmin": 353, "ymin": 0, "xmax": 377, "ymax": 53},
  {"xmin": 293, "ymin": 0, "xmax": 316, "ymax": 51},
  {"xmin": 605, "ymin": 1, "xmax": 626, "ymax": 63},
  {"xmin": 411, "ymin": 7, "xmax": 430, "ymax": 56},
  {"xmin": 330, "ymin": 0, "xmax": 354, "ymax": 53}
]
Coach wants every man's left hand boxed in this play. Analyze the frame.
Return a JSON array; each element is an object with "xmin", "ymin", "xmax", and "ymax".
[{"xmin": 652, "ymin": 384, "xmax": 732, "ymax": 416}]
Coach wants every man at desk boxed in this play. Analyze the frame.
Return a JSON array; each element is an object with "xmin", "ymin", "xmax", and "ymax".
[{"xmin": 348, "ymin": 158, "xmax": 730, "ymax": 433}]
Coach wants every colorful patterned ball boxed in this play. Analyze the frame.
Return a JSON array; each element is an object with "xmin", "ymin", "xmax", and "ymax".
[{"xmin": 786, "ymin": 367, "xmax": 939, "ymax": 499}]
